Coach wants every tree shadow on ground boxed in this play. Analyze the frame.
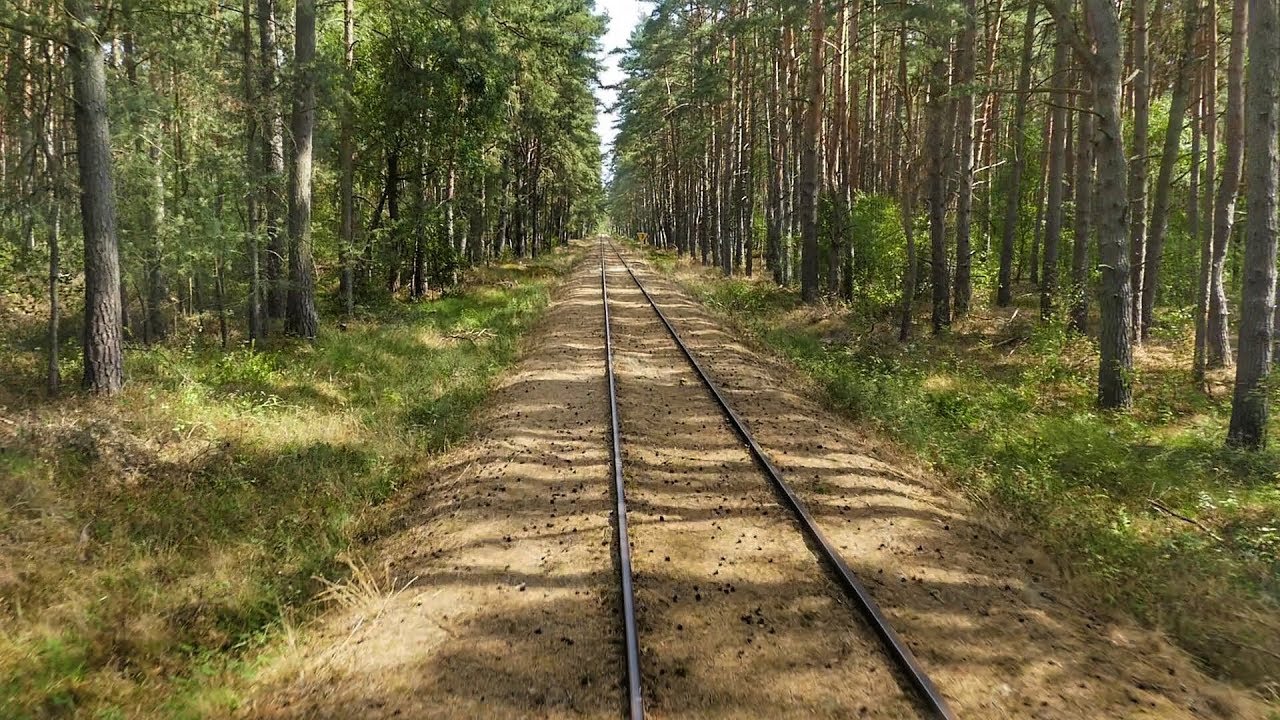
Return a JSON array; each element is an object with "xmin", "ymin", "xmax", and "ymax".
[{"xmin": 237, "ymin": 248, "xmax": 1266, "ymax": 720}]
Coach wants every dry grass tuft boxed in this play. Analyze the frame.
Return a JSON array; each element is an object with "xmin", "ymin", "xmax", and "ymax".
[{"xmin": 314, "ymin": 554, "xmax": 418, "ymax": 616}]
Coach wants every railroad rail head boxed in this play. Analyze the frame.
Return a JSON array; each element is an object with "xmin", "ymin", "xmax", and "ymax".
[{"xmin": 600, "ymin": 242, "xmax": 646, "ymax": 720}]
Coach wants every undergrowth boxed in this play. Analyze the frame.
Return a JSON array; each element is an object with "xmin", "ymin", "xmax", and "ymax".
[
  {"xmin": 643, "ymin": 245, "xmax": 1280, "ymax": 698},
  {"xmin": 0, "ymin": 245, "xmax": 583, "ymax": 719}
]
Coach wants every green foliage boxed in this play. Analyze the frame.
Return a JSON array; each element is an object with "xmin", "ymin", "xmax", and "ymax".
[{"xmin": 847, "ymin": 193, "xmax": 908, "ymax": 306}]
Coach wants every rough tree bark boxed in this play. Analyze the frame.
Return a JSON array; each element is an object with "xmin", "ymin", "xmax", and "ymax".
[
  {"xmin": 285, "ymin": 0, "xmax": 319, "ymax": 339},
  {"xmin": 897, "ymin": 17, "xmax": 915, "ymax": 342},
  {"xmin": 1047, "ymin": 0, "xmax": 1134, "ymax": 408},
  {"xmin": 798, "ymin": 0, "xmax": 825, "ymax": 303},
  {"xmin": 953, "ymin": 0, "xmax": 977, "ymax": 317},
  {"xmin": 259, "ymin": 0, "xmax": 286, "ymax": 321},
  {"xmin": 242, "ymin": 0, "xmax": 263, "ymax": 343},
  {"xmin": 926, "ymin": 55, "xmax": 950, "ymax": 332},
  {"xmin": 67, "ymin": 0, "xmax": 124, "ymax": 394},
  {"xmin": 340, "ymin": 0, "xmax": 356, "ymax": 316},
  {"xmin": 1226, "ymin": 0, "xmax": 1279, "ymax": 448}
]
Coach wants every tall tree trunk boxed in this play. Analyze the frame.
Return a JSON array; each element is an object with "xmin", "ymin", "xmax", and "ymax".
[
  {"xmin": 216, "ymin": 264, "xmax": 228, "ymax": 347},
  {"xmin": 1193, "ymin": 27, "xmax": 1216, "ymax": 383},
  {"xmin": 67, "ymin": 0, "xmax": 124, "ymax": 394},
  {"xmin": 896, "ymin": 17, "xmax": 915, "ymax": 343},
  {"xmin": 926, "ymin": 56, "xmax": 950, "ymax": 332},
  {"xmin": 387, "ymin": 151, "xmax": 402, "ymax": 291},
  {"xmin": 1050, "ymin": 0, "xmax": 1134, "ymax": 408},
  {"xmin": 1040, "ymin": 37, "xmax": 1069, "ymax": 320},
  {"xmin": 143, "ymin": 146, "xmax": 166, "ymax": 342},
  {"xmin": 798, "ymin": 0, "xmax": 825, "ymax": 303},
  {"xmin": 340, "ymin": 0, "xmax": 356, "ymax": 316},
  {"xmin": 900, "ymin": 183, "xmax": 917, "ymax": 342},
  {"xmin": 1070, "ymin": 74, "xmax": 1094, "ymax": 333},
  {"xmin": 1128, "ymin": 0, "xmax": 1150, "ymax": 340},
  {"xmin": 47, "ymin": 200, "xmax": 61, "ymax": 395},
  {"xmin": 44, "ymin": 58, "xmax": 61, "ymax": 396},
  {"xmin": 722, "ymin": 23, "xmax": 737, "ymax": 277},
  {"xmin": 766, "ymin": 42, "xmax": 785, "ymax": 284},
  {"xmin": 1028, "ymin": 119, "xmax": 1050, "ymax": 285},
  {"xmin": 1226, "ymin": 0, "xmax": 1279, "ymax": 448},
  {"xmin": 1139, "ymin": 0, "xmax": 1201, "ymax": 339},
  {"xmin": 411, "ymin": 157, "xmax": 426, "ymax": 297},
  {"xmin": 242, "ymin": 0, "xmax": 263, "ymax": 343},
  {"xmin": 259, "ymin": 0, "xmax": 287, "ymax": 321},
  {"xmin": 1209, "ymin": 0, "xmax": 1248, "ymax": 368},
  {"xmin": 285, "ymin": 0, "xmax": 319, "ymax": 339},
  {"xmin": 999, "ymin": 3, "xmax": 1038, "ymax": 306},
  {"xmin": 953, "ymin": 0, "xmax": 977, "ymax": 317}
]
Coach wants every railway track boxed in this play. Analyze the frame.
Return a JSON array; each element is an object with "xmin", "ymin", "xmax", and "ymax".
[{"xmin": 599, "ymin": 237, "xmax": 956, "ymax": 720}]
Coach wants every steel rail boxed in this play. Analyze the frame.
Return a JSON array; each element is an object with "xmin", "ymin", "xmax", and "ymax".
[
  {"xmin": 600, "ymin": 240, "xmax": 645, "ymax": 720},
  {"xmin": 607, "ymin": 240, "xmax": 957, "ymax": 720}
]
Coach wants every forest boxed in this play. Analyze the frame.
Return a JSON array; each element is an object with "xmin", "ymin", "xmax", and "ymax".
[
  {"xmin": 0, "ymin": 0, "xmax": 603, "ymax": 391},
  {"xmin": 1, "ymin": 0, "xmax": 1279, "ymax": 715},
  {"xmin": 608, "ymin": 0, "xmax": 1278, "ymax": 444}
]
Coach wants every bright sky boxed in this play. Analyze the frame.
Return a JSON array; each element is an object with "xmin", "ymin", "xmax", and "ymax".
[{"xmin": 595, "ymin": 0, "xmax": 652, "ymax": 176}]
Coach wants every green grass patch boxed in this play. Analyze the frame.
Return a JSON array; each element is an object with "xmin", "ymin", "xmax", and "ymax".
[
  {"xmin": 645, "ymin": 245, "xmax": 1280, "ymax": 695},
  {"xmin": 0, "ymin": 245, "xmax": 584, "ymax": 718}
]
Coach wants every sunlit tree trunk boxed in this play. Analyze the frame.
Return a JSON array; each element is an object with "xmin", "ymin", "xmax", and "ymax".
[
  {"xmin": 285, "ymin": 0, "xmax": 319, "ymax": 339},
  {"xmin": 1209, "ymin": 0, "xmax": 1248, "ymax": 368},
  {"xmin": 259, "ymin": 0, "xmax": 287, "ymax": 321},
  {"xmin": 339, "ymin": 0, "xmax": 356, "ymax": 316},
  {"xmin": 1193, "ymin": 22, "xmax": 1216, "ymax": 383},
  {"xmin": 897, "ymin": 17, "xmax": 915, "ymax": 341},
  {"xmin": 1047, "ymin": 0, "xmax": 1134, "ymax": 407},
  {"xmin": 242, "ymin": 0, "xmax": 263, "ymax": 343},
  {"xmin": 1040, "ymin": 37, "xmax": 1068, "ymax": 320},
  {"xmin": 1226, "ymin": 0, "xmax": 1279, "ymax": 447},
  {"xmin": 926, "ymin": 55, "xmax": 950, "ymax": 332},
  {"xmin": 998, "ymin": 4, "xmax": 1037, "ymax": 306},
  {"xmin": 953, "ymin": 0, "xmax": 977, "ymax": 317},
  {"xmin": 798, "ymin": 0, "xmax": 824, "ymax": 303},
  {"xmin": 67, "ymin": 0, "xmax": 124, "ymax": 394},
  {"xmin": 1128, "ymin": 0, "xmax": 1150, "ymax": 341},
  {"xmin": 1069, "ymin": 73, "xmax": 1094, "ymax": 333}
]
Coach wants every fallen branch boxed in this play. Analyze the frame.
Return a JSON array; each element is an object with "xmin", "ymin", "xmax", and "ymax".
[
  {"xmin": 448, "ymin": 328, "xmax": 496, "ymax": 342},
  {"xmin": 1146, "ymin": 498, "xmax": 1225, "ymax": 544}
]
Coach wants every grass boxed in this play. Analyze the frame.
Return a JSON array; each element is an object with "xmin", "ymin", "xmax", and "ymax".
[
  {"xmin": 638, "ymin": 244, "xmax": 1280, "ymax": 699},
  {"xmin": 0, "ymin": 244, "xmax": 584, "ymax": 719}
]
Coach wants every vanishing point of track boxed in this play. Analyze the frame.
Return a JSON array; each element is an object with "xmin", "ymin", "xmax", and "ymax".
[{"xmin": 598, "ymin": 237, "xmax": 956, "ymax": 720}]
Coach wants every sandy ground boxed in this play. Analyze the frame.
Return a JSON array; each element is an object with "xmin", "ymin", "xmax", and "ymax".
[
  {"xmin": 241, "ymin": 239, "xmax": 1270, "ymax": 719},
  {"xmin": 242, "ymin": 245, "xmax": 623, "ymax": 719}
]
